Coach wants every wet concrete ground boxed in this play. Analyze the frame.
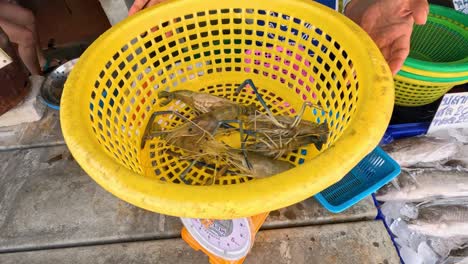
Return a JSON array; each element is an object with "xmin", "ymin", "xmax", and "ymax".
[{"xmin": 0, "ymin": 108, "xmax": 398, "ymax": 263}]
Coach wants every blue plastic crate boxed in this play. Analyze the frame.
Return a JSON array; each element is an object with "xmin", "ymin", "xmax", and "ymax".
[
  {"xmin": 315, "ymin": 147, "xmax": 401, "ymax": 213},
  {"xmin": 380, "ymin": 122, "xmax": 430, "ymax": 145}
]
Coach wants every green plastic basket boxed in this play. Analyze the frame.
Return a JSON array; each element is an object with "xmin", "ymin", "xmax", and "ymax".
[{"xmin": 403, "ymin": 5, "xmax": 468, "ymax": 73}]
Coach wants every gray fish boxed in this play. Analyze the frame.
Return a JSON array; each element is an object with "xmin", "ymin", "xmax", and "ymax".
[
  {"xmin": 408, "ymin": 204, "xmax": 468, "ymax": 238},
  {"xmin": 442, "ymin": 256, "xmax": 468, "ymax": 264},
  {"xmin": 443, "ymin": 145, "xmax": 468, "ymax": 171},
  {"xmin": 376, "ymin": 170, "xmax": 468, "ymax": 202},
  {"xmin": 383, "ymin": 137, "xmax": 460, "ymax": 168},
  {"xmin": 449, "ymin": 245, "xmax": 468, "ymax": 258}
]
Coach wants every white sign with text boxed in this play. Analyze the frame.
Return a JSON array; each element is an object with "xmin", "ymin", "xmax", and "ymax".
[
  {"xmin": 453, "ymin": 0, "xmax": 468, "ymax": 14},
  {"xmin": 428, "ymin": 92, "xmax": 468, "ymax": 133}
]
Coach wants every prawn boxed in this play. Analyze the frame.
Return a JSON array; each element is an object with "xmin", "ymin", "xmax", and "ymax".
[
  {"xmin": 147, "ymin": 110, "xmax": 294, "ymax": 183},
  {"xmin": 158, "ymin": 89, "xmax": 235, "ymax": 114},
  {"xmin": 141, "ymin": 79, "xmax": 329, "ymax": 183},
  {"xmin": 244, "ymin": 113, "xmax": 330, "ymax": 156}
]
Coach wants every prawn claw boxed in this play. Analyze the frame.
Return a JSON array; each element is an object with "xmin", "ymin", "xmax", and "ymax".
[{"xmin": 158, "ymin": 90, "xmax": 174, "ymax": 106}]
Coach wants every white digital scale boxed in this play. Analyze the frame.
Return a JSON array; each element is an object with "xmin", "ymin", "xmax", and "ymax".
[{"xmin": 180, "ymin": 213, "xmax": 269, "ymax": 263}]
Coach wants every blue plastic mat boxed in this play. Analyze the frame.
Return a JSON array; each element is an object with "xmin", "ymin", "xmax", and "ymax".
[{"xmin": 315, "ymin": 147, "xmax": 401, "ymax": 213}]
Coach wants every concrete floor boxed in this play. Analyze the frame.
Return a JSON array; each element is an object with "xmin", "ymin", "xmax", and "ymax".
[
  {"xmin": 0, "ymin": 222, "xmax": 398, "ymax": 264},
  {"xmin": 0, "ymin": 108, "xmax": 399, "ymax": 263}
]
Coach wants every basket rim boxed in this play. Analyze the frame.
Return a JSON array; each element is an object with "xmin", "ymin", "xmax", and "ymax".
[
  {"xmin": 60, "ymin": 0, "xmax": 394, "ymax": 219},
  {"xmin": 394, "ymin": 73, "xmax": 459, "ymax": 86},
  {"xmin": 401, "ymin": 65, "xmax": 468, "ymax": 78},
  {"xmin": 430, "ymin": 4, "xmax": 468, "ymax": 27},
  {"xmin": 397, "ymin": 69, "xmax": 468, "ymax": 83},
  {"xmin": 403, "ymin": 5, "xmax": 468, "ymax": 72}
]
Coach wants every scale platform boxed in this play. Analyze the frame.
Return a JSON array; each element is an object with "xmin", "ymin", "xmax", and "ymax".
[{"xmin": 181, "ymin": 213, "xmax": 269, "ymax": 264}]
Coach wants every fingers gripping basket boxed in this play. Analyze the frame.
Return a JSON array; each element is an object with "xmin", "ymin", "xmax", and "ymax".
[{"xmin": 61, "ymin": 0, "xmax": 393, "ymax": 219}]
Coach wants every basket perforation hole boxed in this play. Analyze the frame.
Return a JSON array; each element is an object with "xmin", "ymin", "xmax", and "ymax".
[
  {"xmin": 161, "ymin": 21, "xmax": 170, "ymax": 28},
  {"xmin": 186, "ymin": 23, "xmax": 196, "ymax": 31},
  {"xmin": 319, "ymin": 74, "xmax": 326, "ymax": 82},
  {"xmin": 121, "ymin": 44, "xmax": 129, "ymax": 52},
  {"xmin": 104, "ymin": 79, "xmax": 112, "ymax": 88},
  {"xmin": 184, "ymin": 13, "xmax": 194, "ymax": 20},
  {"xmin": 105, "ymin": 61, "xmax": 112, "ymax": 69},
  {"xmin": 197, "ymin": 20, "xmax": 207, "ymax": 28},
  {"xmin": 135, "ymin": 47, "xmax": 143, "ymax": 55},
  {"xmin": 290, "ymin": 27, "xmax": 299, "ymax": 37},
  {"xmin": 126, "ymin": 54, "xmax": 134, "ymax": 63},
  {"xmin": 342, "ymin": 50, "xmax": 348, "ymax": 59},
  {"xmin": 210, "ymin": 19, "xmax": 219, "ymax": 26},
  {"xmin": 158, "ymin": 45, "xmax": 167, "ymax": 53},
  {"xmin": 311, "ymin": 38, "xmax": 319, "ymax": 47},
  {"xmin": 124, "ymin": 71, "xmax": 131, "ymax": 80},
  {"xmin": 112, "ymin": 52, "xmax": 121, "ymax": 60},
  {"xmin": 195, "ymin": 11, "xmax": 205, "ymax": 17},
  {"xmin": 110, "ymin": 70, "xmax": 118, "ymax": 79},
  {"xmin": 154, "ymin": 35, "xmax": 163, "ymax": 43}
]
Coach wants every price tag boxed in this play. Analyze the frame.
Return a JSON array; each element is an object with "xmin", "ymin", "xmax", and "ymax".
[
  {"xmin": 453, "ymin": 0, "xmax": 468, "ymax": 14},
  {"xmin": 0, "ymin": 48, "xmax": 12, "ymax": 70},
  {"xmin": 428, "ymin": 92, "xmax": 468, "ymax": 133}
]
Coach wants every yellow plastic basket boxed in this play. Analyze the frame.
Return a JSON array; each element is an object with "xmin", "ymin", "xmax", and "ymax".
[
  {"xmin": 394, "ymin": 74, "xmax": 464, "ymax": 107},
  {"xmin": 61, "ymin": 0, "xmax": 393, "ymax": 219}
]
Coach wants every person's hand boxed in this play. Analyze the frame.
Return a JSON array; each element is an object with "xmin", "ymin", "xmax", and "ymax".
[
  {"xmin": 345, "ymin": 0, "xmax": 428, "ymax": 75},
  {"xmin": 128, "ymin": 0, "xmax": 166, "ymax": 16}
]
